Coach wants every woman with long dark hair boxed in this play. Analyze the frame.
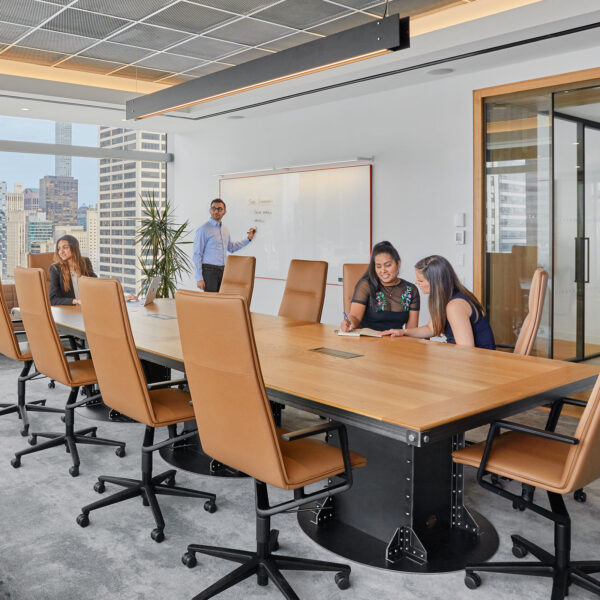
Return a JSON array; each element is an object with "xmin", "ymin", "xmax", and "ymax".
[
  {"xmin": 49, "ymin": 235, "xmax": 96, "ymax": 306},
  {"xmin": 382, "ymin": 255, "xmax": 495, "ymax": 349},
  {"xmin": 340, "ymin": 241, "xmax": 419, "ymax": 332}
]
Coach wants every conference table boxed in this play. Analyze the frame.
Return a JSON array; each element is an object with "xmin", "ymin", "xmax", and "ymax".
[{"xmin": 50, "ymin": 299, "xmax": 599, "ymax": 574}]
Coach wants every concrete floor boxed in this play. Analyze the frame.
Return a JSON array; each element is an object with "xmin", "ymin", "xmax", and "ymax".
[{"xmin": 0, "ymin": 354, "xmax": 599, "ymax": 600}]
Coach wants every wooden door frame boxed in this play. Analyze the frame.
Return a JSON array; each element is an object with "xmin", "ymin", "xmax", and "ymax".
[{"xmin": 472, "ymin": 66, "xmax": 600, "ymax": 300}]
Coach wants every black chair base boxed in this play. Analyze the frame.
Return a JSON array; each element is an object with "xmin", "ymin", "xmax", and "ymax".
[
  {"xmin": 10, "ymin": 386, "xmax": 125, "ymax": 477},
  {"xmin": 466, "ymin": 533, "xmax": 600, "ymax": 599},
  {"xmin": 183, "ymin": 542, "xmax": 350, "ymax": 600},
  {"xmin": 183, "ymin": 480, "xmax": 351, "ymax": 600},
  {"xmin": 77, "ymin": 426, "xmax": 216, "ymax": 542},
  {"xmin": 0, "ymin": 360, "xmax": 64, "ymax": 436}
]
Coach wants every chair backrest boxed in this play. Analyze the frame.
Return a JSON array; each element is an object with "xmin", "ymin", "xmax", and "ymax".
[
  {"xmin": 13, "ymin": 267, "xmax": 71, "ymax": 383},
  {"xmin": 514, "ymin": 268, "xmax": 548, "ymax": 356},
  {"xmin": 0, "ymin": 279, "xmax": 23, "ymax": 361},
  {"xmin": 278, "ymin": 259, "xmax": 328, "ymax": 322},
  {"xmin": 79, "ymin": 277, "xmax": 156, "ymax": 425},
  {"xmin": 219, "ymin": 255, "xmax": 256, "ymax": 304},
  {"xmin": 562, "ymin": 374, "xmax": 600, "ymax": 492},
  {"xmin": 27, "ymin": 252, "xmax": 55, "ymax": 283},
  {"xmin": 176, "ymin": 290, "xmax": 289, "ymax": 488},
  {"xmin": 343, "ymin": 263, "xmax": 368, "ymax": 314}
]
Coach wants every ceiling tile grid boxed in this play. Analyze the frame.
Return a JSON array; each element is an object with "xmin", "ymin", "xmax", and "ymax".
[{"xmin": 0, "ymin": 0, "xmax": 461, "ymax": 87}]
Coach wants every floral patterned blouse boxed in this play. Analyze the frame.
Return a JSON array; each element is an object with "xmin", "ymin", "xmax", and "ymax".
[{"xmin": 351, "ymin": 277, "xmax": 420, "ymax": 331}]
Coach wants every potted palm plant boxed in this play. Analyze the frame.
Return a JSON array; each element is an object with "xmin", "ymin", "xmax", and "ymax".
[{"xmin": 137, "ymin": 192, "xmax": 192, "ymax": 298}]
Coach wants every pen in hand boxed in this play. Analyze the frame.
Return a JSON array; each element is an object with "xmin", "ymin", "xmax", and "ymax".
[{"xmin": 342, "ymin": 311, "xmax": 353, "ymax": 331}]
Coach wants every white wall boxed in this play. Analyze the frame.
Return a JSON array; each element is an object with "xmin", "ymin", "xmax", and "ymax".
[{"xmin": 169, "ymin": 43, "xmax": 600, "ymax": 326}]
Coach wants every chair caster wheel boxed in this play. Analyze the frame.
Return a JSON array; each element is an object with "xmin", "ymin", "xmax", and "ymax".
[
  {"xmin": 204, "ymin": 500, "xmax": 217, "ymax": 513},
  {"xmin": 490, "ymin": 474, "xmax": 499, "ymax": 484},
  {"xmin": 512, "ymin": 499, "xmax": 526, "ymax": 511},
  {"xmin": 464, "ymin": 572, "xmax": 481, "ymax": 589},
  {"xmin": 76, "ymin": 513, "xmax": 89, "ymax": 528},
  {"xmin": 269, "ymin": 529, "xmax": 280, "ymax": 552},
  {"xmin": 48, "ymin": 381, "xmax": 55, "ymax": 389},
  {"xmin": 89, "ymin": 430, "xmax": 97, "ymax": 438},
  {"xmin": 182, "ymin": 552, "xmax": 197, "ymax": 568},
  {"xmin": 11, "ymin": 457, "xmax": 21, "ymax": 468},
  {"xmin": 69, "ymin": 465, "xmax": 79, "ymax": 477},
  {"xmin": 574, "ymin": 489, "xmax": 587, "ymax": 503},
  {"xmin": 165, "ymin": 475, "xmax": 176, "ymax": 487},
  {"xmin": 61, "ymin": 415, "xmax": 65, "ymax": 423},
  {"xmin": 94, "ymin": 481, "xmax": 106, "ymax": 494},
  {"xmin": 335, "ymin": 572, "xmax": 350, "ymax": 590},
  {"xmin": 28, "ymin": 435, "xmax": 37, "ymax": 446},
  {"xmin": 512, "ymin": 544, "xmax": 528, "ymax": 559},
  {"xmin": 151, "ymin": 529, "xmax": 165, "ymax": 543},
  {"xmin": 20, "ymin": 426, "xmax": 29, "ymax": 437},
  {"xmin": 115, "ymin": 446, "xmax": 126, "ymax": 458}
]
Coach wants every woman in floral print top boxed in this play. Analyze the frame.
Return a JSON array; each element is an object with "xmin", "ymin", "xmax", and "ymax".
[{"xmin": 340, "ymin": 241, "xmax": 420, "ymax": 332}]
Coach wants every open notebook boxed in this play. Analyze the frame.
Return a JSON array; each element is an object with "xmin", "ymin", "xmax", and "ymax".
[{"xmin": 336, "ymin": 328, "xmax": 383, "ymax": 338}]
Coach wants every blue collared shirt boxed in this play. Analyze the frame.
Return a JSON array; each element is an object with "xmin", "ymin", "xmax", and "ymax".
[{"xmin": 193, "ymin": 218, "xmax": 251, "ymax": 281}]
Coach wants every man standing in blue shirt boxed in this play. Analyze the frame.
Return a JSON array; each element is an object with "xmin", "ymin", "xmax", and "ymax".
[{"xmin": 194, "ymin": 198, "xmax": 257, "ymax": 291}]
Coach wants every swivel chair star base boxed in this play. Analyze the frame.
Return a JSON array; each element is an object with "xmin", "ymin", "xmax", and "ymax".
[
  {"xmin": 183, "ymin": 478, "xmax": 350, "ymax": 600},
  {"xmin": 78, "ymin": 424, "xmax": 216, "ymax": 543},
  {"xmin": 11, "ymin": 385, "xmax": 125, "ymax": 477},
  {"xmin": 0, "ymin": 359, "xmax": 64, "ymax": 436}
]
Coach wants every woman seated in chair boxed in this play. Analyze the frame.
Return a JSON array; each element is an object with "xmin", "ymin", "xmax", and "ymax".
[
  {"xmin": 49, "ymin": 235, "xmax": 97, "ymax": 306},
  {"xmin": 340, "ymin": 240, "xmax": 420, "ymax": 332},
  {"xmin": 383, "ymin": 254, "xmax": 495, "ymax": 349}
]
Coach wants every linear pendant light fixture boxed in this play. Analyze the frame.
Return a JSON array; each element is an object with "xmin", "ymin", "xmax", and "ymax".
[{"xmin": 126, "ymin": 15, "xmax": 409, "ymax": 120}]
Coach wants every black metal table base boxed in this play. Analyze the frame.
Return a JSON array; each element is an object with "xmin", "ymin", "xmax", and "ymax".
[
  {"xmin": 75, "ymin": 401, "xmax": 135, "ymax": 423},
  {"xmin": 298, "ymin": 508, "xmax": 498, "ymax": 573},
  {"xmin": 158, "ymin": 433, "xmax": 247, "ymax": 478}
]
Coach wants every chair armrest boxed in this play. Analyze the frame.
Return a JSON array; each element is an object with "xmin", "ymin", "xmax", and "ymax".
[
  {"xmin": 545, "ymin": 397, "xmax": 588, "ymax": 432},
  {"xmin": 147, "ymin": 378, "xmax": 188, "ymax": 391},
  {"xmin": 281, "ymin": 421, "xmax": 342, "ymax": 442},
  {"xmin": 63, "ymin": 349, "xmax": 92, "ymax": 357},
  {"xmin": 492, "ymin": 420, "xmax": 579, "ymax": 445}
]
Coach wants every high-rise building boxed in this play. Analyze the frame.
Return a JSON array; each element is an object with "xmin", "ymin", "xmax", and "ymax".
[
  {"xmin": 6, "ymin": 184, "xmax": 32, "ymax": 277},
  {"xmin": 23, "ymin": 188, "xmax": 40, "ymax": 211},
  {"xmin": 98, "ymin": 127, "xmax": 167, "ymax": 295},
  {"xmin": 78, "ymin": 205, "xmax": 89, "ymax": 229},
  {"xmin": 40, "ymin": 175, "xmax": 78, "ymax": 226},
  {"xmin": 0, "ymin": 181, "xmax": 7, "ymax": 277},
  {"xmin": 86, "ymin": 207, "xmax": 99, "ymax": 273},
  {"xmin": 55, "ymin": 122, "xmax": 72, "ymax": 177},
  {"xmin": 27, "ymin": 212, "xmax": 53, "ymax": 251}
]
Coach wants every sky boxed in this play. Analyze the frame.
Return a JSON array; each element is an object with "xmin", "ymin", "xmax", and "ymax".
[{"xmin": 0, "ymin": 115, "xmax": 99, "ymax": 206}]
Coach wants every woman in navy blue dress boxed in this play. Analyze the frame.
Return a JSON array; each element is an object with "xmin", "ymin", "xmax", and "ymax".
[{"xmin": 382, "ymin": 255, "xmax": 495, "ymax": 350}]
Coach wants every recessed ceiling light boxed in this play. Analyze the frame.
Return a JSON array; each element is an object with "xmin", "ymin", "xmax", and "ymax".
[
  {"xmin": 20, "ymin": 107, "xmax": 30, "ymax": 111},
  {"xmin": 226, "ymin": 115, "xmax": 244, "ymax": 120},
  {"xmin": 426, "ymin": 68, "xmax": 454, "ymax": 75}
]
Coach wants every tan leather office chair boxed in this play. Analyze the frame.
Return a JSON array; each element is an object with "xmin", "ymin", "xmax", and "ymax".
[
  {"xmin": 10, "ymin": 267, "xmax": 125, "ymax": 477},
  {"xmin": 75, "ymin": 277, "xmax": 216, "ymax": 542},
  {"xmin": 453, "ymin": 373, "xmax": 600, "ymax": 599},
  {"xmin": 218, "ymin": 254, "xmax": 256, "ymax": 304},
  {"xmin": 514, "ymin": 268, "xmax": 548, "ymax": 356},
  {"xmin": 343, "ymin": 263, "xmax": 368, "ymax": 314},
  {"xmin": 0, "ymin": 278, "xmax": 63, "ymax": 435},
  {"xmin": 175, "ymin": 290, "xmax": 366, "ymax": 598},
  {"xmin": 278, "ymin": 259, "xmax": 328, "ymax": 322},
  {"xmin": 27, "ymin": 252, "xmax": 55, "ymax": 283}
]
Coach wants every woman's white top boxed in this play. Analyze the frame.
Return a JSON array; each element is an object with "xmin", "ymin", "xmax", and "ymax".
[{"xmin": 70, "ymin": 271, "xmax": 80, "ymax": 299}]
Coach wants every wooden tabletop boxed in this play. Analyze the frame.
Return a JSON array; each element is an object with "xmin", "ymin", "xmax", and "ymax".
[{"xmin": 50, "ymin": 299, "xmax": 599, "ymax": 437}]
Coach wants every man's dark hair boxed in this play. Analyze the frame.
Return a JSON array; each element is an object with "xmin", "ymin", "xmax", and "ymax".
[{"xmin": 211, "ymin": 198, "xmax": 226, "ymax": 209}]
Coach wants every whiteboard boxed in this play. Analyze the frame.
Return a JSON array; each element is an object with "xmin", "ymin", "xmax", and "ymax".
[{"xmin": 219, "ymin": 165, "xmax": 371, "ymax": 285}]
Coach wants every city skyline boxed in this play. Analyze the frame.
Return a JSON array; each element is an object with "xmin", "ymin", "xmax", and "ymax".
[{"xmin": 0, "ymin": 115, "xmax": 98, "ymax": 205}]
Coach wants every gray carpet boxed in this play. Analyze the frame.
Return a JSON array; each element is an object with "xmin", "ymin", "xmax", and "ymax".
[{"xmin": 0, "ymin": 354, "xmax": 599, "ymax": 600}]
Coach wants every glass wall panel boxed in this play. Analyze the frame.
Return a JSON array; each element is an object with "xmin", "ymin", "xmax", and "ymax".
[{"xmin": 484, "ymin": 93, "xmax": 552, "ymax": 357}]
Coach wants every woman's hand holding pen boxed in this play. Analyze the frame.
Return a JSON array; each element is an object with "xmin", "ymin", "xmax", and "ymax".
[{"xmin": 340, "ymin": 312, "xmax": 354, "ymax": 332}]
